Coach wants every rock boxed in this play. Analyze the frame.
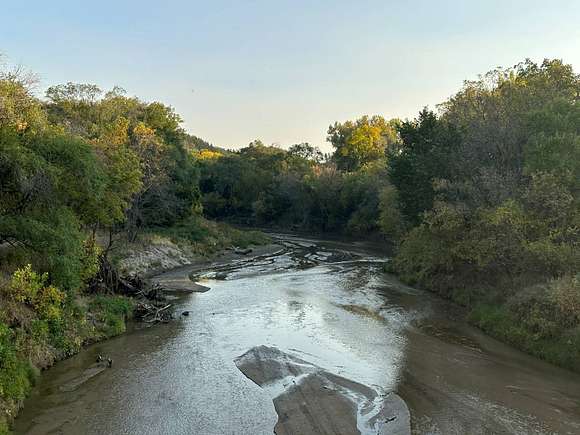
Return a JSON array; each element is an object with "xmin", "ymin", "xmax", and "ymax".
[
  {"xmin": 182, "ymin": 311, "xmax": 190, "ymax": 316},
  {"xmin": 234, "ymin": 346, "xmax": 411, "ymax": 435}
]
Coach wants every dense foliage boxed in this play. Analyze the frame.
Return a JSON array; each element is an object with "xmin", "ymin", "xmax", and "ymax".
[
  {"xmin": 0, "ymin": 66, "xmax": 202, "ymax": 431},
  {"xmin": 391, "ymin": 60, "xmax": 580, "ymax": 370},
  {"xmin": 194, "ymin": 59, "xmax": 580, "ymax": 371},
  {"xmin": 1, "ymin": 56, "xmax": 578, "ymax": 430},
  {"xmin": 197, "ymin": 136, "xmax": 396, "ymax": 236}
]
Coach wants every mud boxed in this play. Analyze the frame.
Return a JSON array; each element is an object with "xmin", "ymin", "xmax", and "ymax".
[{"xmin": 235, "ymin": 345, "xmax": 410, "ymax": 435}]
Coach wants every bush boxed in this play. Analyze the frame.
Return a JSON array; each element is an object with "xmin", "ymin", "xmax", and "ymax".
[
  {"xmin": 0, "ymin": 322, "xmax": 36, "ymax": 409},
  {"xmin": 470, "ymin": 302, "xmax": 580, "ymax": 372},
  {"xmin": 89, "ymin": 296, "xmax": 134, "ymax": 338},
  {"xmin": 378, "ymin": 185, "xmax": 405, "ymax": 242},
  {"xmin": 547, "ymin": 274, "xmax": 580, "ymax": 328},
  {"xmin": 5, "ymin": 265, "xmax": 65, "ymax": 322},
  {"xmin": 506, "ymin": 288, "xmax": 562, "ymax": 340},
  {"xmin": 79, "ymin": 238, "xmax": 102, "ymax": 284},
  {"xmin": 0, "ymin": 418, "xmax": 8, "ymax": 435}
]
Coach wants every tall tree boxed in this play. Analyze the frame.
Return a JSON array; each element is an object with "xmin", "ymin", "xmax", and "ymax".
[
  {"xmin": 388, "ymin": 109, "xmax": 461, "ymax": 225},
  {"xmin": 327, "ymin": 115, "xmax": 399, "ymax": 171}
]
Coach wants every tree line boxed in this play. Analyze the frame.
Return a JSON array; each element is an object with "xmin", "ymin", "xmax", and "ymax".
[
  {"xmin": 195, "ymin": 59, "xmax": 579, "ymax": 369},
  {"xmin": 0, "ymin": 58, "xmax": 578, "ymax": 375},
  {"xmin": 1, "ymin": 72, "xmax": 204, "ymax": 290}
]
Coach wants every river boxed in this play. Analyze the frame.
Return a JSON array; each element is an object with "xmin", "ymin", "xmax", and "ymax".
[{"xmin": 14, "ymin": 235, "xmax": 580, "ymax": 434}]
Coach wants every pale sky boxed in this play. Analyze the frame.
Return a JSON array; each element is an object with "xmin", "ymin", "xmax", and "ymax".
[{"xmin": 2, "ymin": 0, "xmax": 580, "ymax": 151}]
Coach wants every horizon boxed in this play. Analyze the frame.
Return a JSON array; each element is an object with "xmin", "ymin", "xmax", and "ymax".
[{"xmin": 2, "ymin": 0, "xmax": 580, "ymax": 151}]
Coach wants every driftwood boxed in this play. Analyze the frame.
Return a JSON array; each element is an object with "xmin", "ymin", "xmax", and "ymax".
[
  {"xmin": 88, "ymin": 256, "xmax": 133, "ymax": 295},
  {"xmin": 89, "ymin": 255, "xmax": 174, "ymax": 323},
  {"xmin": 135, "ymin": 302, "xmax": 173, "ymax": 323},
  {"xmin": 89, "ymin": 256, "xmax": 163, "ymax": 298}
]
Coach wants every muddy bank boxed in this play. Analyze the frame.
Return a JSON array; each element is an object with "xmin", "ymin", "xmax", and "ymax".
[{"xmin": 151, "ymin": 243, "xmax": 283, "ymax": 292}]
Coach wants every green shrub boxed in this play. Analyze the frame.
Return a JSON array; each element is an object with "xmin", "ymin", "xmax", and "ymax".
[
  {"xmin": 79, "ymin": 238, "xmax": 102, "ymax": 284},
  {"xmin": 0, "ymin": 417, "xmax": 9, "ymax": 435},
  {"xmin": 5, "ymin": 265, "xmax": 65, "ymax": 322},
  {"xmin": 470, "ymin": 298, "xmax": 580, "ymax": 372},
  {"xmin": 47, "ymin": 318, "xmax": 81, "ymax": 357},
  {"xmin": 5, "ymin": 265, "xmax": 45, "ymax": 305},
  {"xmin": 89, "ymin": 296, "xmax": 134, "ymax": 338},
  {"xmin": 548, "ymin": 274, "xmax": 580, "ymax": 327},
  {"xmin": 377, "ymin": 185, "xmax": 406, "ymax": 242},
  {"xmin": 0, "ymin": 322, "xmax": 36, "ymax": 406},
  {"xmin": 29, "ymin": 320, "xmax": 49, "ymax": 342}
]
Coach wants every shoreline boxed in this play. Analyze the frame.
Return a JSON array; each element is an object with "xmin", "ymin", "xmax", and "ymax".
[
  {"xmin": 11, "ymin": 235, "xmax": 580, "ymax": 434},
  {"xmin": 150, "ymin": 243, "xmax": 284, "ymax": 293},
  {"xmin": 3, "ymin": 239, "xmax": 281, "ymax": 434}
]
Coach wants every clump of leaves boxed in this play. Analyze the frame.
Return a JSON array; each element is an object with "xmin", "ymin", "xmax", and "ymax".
[{"xmin": 6, "ymin": 265, "xmax": 64, "ymax": 322}]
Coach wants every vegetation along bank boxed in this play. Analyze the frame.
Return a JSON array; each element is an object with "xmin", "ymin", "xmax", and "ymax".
[{"xmin": 1, "ymin": 57, "xmax": 579, "ymax": 432}]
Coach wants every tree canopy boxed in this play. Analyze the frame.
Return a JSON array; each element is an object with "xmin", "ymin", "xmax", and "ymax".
[{"xmin": 327, "ymin": 115, "xmax": 399, "ymax": 171}]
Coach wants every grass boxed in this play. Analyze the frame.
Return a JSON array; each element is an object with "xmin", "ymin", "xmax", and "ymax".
[
  {"xmin": 393, "ymin": 252, "xmax": 580, "ymax": 373},
  {"xmin": 0, "ymin": 420, "xmax": 8, "ymax": 435},
  {"xmin": 0, "ymin": 321, "xmax": 37, "ymax": 435},
  {"xmin": 470, "ymin": 302, "xmax": 580, "ymax": 372}
]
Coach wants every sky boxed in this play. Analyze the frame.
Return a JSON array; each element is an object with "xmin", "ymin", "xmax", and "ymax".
[{"xmin": 2, "ymin": 0, "xmax": 580, "ymax": 151}]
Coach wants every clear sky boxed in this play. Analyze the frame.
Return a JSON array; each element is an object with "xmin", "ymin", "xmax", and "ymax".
[{"xmin": 2, "ymin": 0, "xmax": 580, "ymax": 151}]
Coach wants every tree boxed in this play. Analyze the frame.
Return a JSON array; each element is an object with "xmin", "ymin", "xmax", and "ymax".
[
  {"xmin": 327, "ymin": 115, "xmax": 399, "ymax": 171},
  {"xmin": 0, "ymin": 72, "xmax": 47, "ymax": 133},
  {"xmin": 439, "ymin": 59, "xmax": 580, "ymax": 205},
  {"xmin": 287, "ymin": 143, "xmax": 323, "ymax": 163},
  {"xmin": 388, "ymin": 109, "xmax": 461, "ymax": 225},
  {"xmin": 0, "ymin": 126, "xmax": 106, "ymax": 289},
  {"xmin": 45, "ymin": 84, "xmax": 202, "ymax": 234}
]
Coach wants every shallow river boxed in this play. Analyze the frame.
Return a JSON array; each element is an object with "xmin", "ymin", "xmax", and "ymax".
[{"xmin": 14, "ymin": 235, "xmax": 580, "ymax": 434}]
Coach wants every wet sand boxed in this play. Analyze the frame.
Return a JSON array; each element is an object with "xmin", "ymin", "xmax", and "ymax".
[
  {"xmin": 151, "ymin": 243, "xmax": 283, "ymax": 292},
  {"xmin": 235, "ymin": 345, "xmax": 410, "ymax": 435}
]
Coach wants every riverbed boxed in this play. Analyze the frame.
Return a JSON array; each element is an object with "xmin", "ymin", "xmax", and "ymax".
[{"xmin": 14, "ymin": 235, "xmax": 580, "ymax": 434}]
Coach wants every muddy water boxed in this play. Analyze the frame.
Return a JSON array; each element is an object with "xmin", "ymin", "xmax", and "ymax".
[{"xmin": 14, "ymin": 235, "xmax": 580, "ymax": 434}]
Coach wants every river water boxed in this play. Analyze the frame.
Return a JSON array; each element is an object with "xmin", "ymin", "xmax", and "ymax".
[{"xmin": 14, "ymin": 235, "xmax": 580, "ymax": 434}]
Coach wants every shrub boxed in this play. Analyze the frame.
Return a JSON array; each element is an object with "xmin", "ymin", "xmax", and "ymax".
[
  {"xmin": 547, "ymin": 274, "xmax": 580, "ymax": 328},
  {"xmin": 0, "ymin": 418, "xmax": 8, "ymax": 435},
  {"xmin": 0, "ymin": 322, "xmax": 36, "ymax": 406},
  {"xmin": 378, "ymin": 185, "xmax": 405, "ymax": 242},
  {"xmin": 5, "ymin": 265, "xmax": 65, "ymax": 322},
  {"xmin": 506, "ymin": 289, "xmax": 562, "ymax": 340},
  {"xmin": 6, "ymin": 265, "xmax": 45, "ymax": 305},
  {"xmin": 89, "ymin": 296, "xmax": 134, "ymax": 338},
  {"xmin": 79, "ymin": 238, "xmax": 102, "ymax": 284}
]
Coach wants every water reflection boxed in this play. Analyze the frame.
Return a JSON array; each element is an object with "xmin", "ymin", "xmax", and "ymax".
[{"xmin": 14, "ymin": 236, "xmax": 580, "ymax": 435}]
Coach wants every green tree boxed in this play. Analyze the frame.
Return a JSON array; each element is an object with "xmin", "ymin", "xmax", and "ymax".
[
  {"xmin": 327, "ymin": 115, "xmax": 399, "ymax": 171},
  {"xmin": 388, "ymin": 109, "xmax": 461, "ymax": 225}
]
